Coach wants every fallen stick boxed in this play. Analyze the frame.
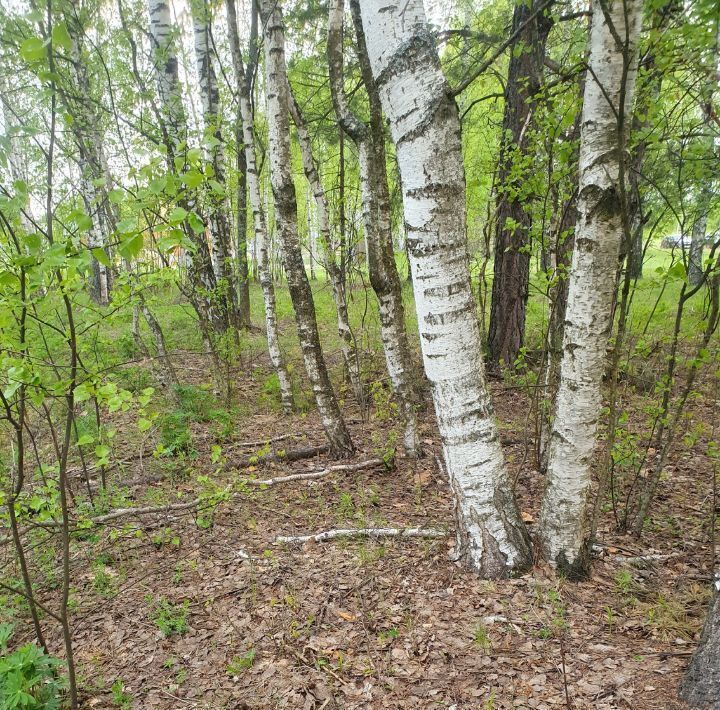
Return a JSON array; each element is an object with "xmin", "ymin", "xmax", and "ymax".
[
  {"xmin": 275, "ymin": 527, "xmax": 446, "ymax": 544},
  {"xmin": 243, "ymin": 458, "xmax": 384, "ymax": 487},
  {"xmin": 233, "ymin": 444, "xmax": 329, "ymax": 469},
  {"xmin": 19, "ymin": 459, "xmax": 385, "ymax": 533},
  {"xmin": 229, "ymin": 433, "xmax": 300, "ymax": 448}
]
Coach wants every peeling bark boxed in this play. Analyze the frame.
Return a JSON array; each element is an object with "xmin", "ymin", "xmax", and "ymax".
[
  {"xmin": 226, "ymin": 0, "xmax": 294, "ymax": 412},
  {"xmin": 261, "ymin": 0, "xmax": 353, "ymax": 455},
  {"xmin": 329, "ymin": 0, "xmax": 421, "ymax": 455},
  {"xmin": 358, "ymin": 0, "xmax": 531, "ymax": 577},
  {"xmin": 538, "ymin": 0, "xmax": 643, "ymax": 577}
]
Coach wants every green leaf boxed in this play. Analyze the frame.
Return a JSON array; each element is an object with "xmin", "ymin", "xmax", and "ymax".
[
  {"xmin": 181, "ymin": 170, "xmax": 203, "ymax": 188},
  {"xmin": 116, "ymin": 218, "xmax": 136, "ymax": 234},
  {"xmin": 20, "ymin": 37, "xmax": 46, "ymax": 62},
  {"xmin": 77, "ymin": 434, "xmax": 94, "ymax": 446},
  {"xmin": 148, "ymin": 176, "xmax": 167, "ymax": 195},
  {"xmin": 108, "ymin": 188, "xmax": 124, "ymax": 204},
  {"xmin": 188, "ymin": 212, "xmax": 204, "ymax": 234},
  {"xmin": 208, "ymin": 180, "xmax": 225, "ymax": 196},
  {"xmin": 91, "ymin": 248, "xmax": 111, "ymax": 267},
  {"xmin": 118, "ymin": 232, "xmax": 143, "ymax": 260},
  {"xmin": 51, "ymin": 23, "xmax": 73, "ymax": 51},
  {"xmin": 168, "ymin": 206, "xmax": 188, "ymax": 224}
]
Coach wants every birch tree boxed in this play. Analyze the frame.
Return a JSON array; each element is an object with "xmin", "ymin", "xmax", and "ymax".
[
  {"xmin": 223, "ymin": 0, "xmax": 251, "ymax": 329},
  {"xmin": 357, "ymin": 0, "xmax": 531, "ymax": 576},
  {"xmin": 328, "ymin": 0, "xmax": 421, "ymax": 456},
  {"xmin": 192, "ymin": 0, "xmax": 241, "ymax": 329},
  {"xmin": 225, "ymin": 0, "xmax": 294, "ymax": 412},
  {"xmin": 287, "ymin": 91, "xmax": 365, "ymax": 406},
  {"xmin": 261, "ymin": 0, "xmax": 353, "ymax": 455},
  {"xmin": 538, "ymin": 0, "xmax": 644, "ymax": 576},
  {"xmin": 148, "ymin": 0, "xmax": 222, "ymax": 335}
]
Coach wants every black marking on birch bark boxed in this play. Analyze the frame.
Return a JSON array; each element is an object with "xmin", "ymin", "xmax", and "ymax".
[
  {"xmin": 373, "ymin": 31, "xmax": 439, "ymax": 90},
  {"xmin": 395, "ymin": 96, "xmax": 460, "ymax": 149}
]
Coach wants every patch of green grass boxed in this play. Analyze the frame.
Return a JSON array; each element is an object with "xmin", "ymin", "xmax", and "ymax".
[
  {"xmin": 158, "ymin": 412, "xmax": 194, "ymax": 455},
  {"xmin": 226, "ymin": 650, "xmax": 256, "ymax": 675},
  {"xmin": 111, "ymin": 678, "xmax": 132, "ymax": 708},
  {"xmin": 149, "ymin": 598, "xmax": 190, "ymax": 637}
]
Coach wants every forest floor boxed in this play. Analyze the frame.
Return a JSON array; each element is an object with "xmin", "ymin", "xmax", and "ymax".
[{"xmin": 14, "ymin": 335, "xmax": 716, "ymax": 710}]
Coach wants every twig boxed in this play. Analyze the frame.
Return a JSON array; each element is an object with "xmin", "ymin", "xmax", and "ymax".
[
  {"xmin": 275, "ymin": 527, "xmax": 446, "ymax": 544},
  {"xmin": 243, "ymin": 458, "xmax": 383, "ymax": 486}
]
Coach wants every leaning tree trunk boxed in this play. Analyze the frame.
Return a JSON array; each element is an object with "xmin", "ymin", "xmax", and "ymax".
[
  {"xmin": 680, "ymin": 583, "xmax": 720, "ymax": 708},
  {"xmin": 226, "ymin": 0, "xmax": 293, "ymax": 412},
  {"xmin": 538, "ymin": 0, "xmax": 643, "ymax": 577},
  {"xmin": 328, "ymin": 0, "xmax": 421, "ymax": 456},
  {"xmin": 287, "ymin": 92, "xmax": 365, "ymax": 407},
  {"xmin": 486, "ymin": 0, "xmax": 554, "ymax": 371},
  {"xmin": 358, "ymin": 0, "xmax": 531, "ymax": 577},
  {"xmin": 192, "ymin": 2, "xmax": 241, "ymax": 330},
  {"xmin": 261, "ymin": 0, "xmax": 353, "ymax": 455}
]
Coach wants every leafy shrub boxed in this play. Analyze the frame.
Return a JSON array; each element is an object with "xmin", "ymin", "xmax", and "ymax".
[
  {"xmin": 0, "ymin": 624, "xmax": 66, "ymax": 709},
  {"xmin": 158, "ymin": 412, "xmax": 193, "ymax": 455}
]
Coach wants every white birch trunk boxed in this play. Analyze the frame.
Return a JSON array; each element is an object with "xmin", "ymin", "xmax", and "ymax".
[
  {"xmin": 358, "ymin": 0, "xmax": 531, "ymax": 576},
  {"xmin": 148, "ymin": 0, "xmax": 186, "ymax": 146},
  {"xmin": 261, "ymin": 0, "xmax": 354, "ymax": 456},
  {"xmin": 538, "ymin": 0, "xmax": 643, "ymax": 575},
  {"xmin": 329, "ymin": 0, "xmax": 421, "ymax": 455},
  {"xmin": 228, "ymin": 1, "xmax": 294, "ymax": 412},
  {"xmin": 192, "ymin": 3, "xmax": 238, "ymax": 327},
  {"xmin": 148, "ymin": 0, "xmax": 222, "ymax": 333},
  {"xmin": 288, "ymin": 91, "xmax": 365, "ymax": 406}
]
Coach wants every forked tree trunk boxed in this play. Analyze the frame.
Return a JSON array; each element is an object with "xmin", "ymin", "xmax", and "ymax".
[
  {"xmin": 538, "ymin": 0, "xmax": 643, "ymax": 577},
  {"xmin": 486, "ymin": 0, "xmax": 554, "ymax": 371},
  {"xmin": 329, "ymin": 0, "xmax": 421, "ymax": 456},
  {"xmin": 358, "ymin": 0, "xmax": 531, "ymax": 576},
  {"xmin": 261, "ymin": 0, "xmax": 353, "ymax": 455},
  {"xmin": 226, "ymin": 0, "xmax": 293, "ymax": 412},
  {"xmin": 288, "ymin": 92, "xmax": 365, "ymax": 406}
]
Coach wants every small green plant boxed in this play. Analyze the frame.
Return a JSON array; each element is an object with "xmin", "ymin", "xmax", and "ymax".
[
  {"xmin": 378, "ymin": 628, "xmax": 399, "ymax": 643},
  {"xmin": 111, "ymin": 678, "xmax": 132, "ymax": 708},
  {"xmin": 614, "ymin": 569, "xmax": 634, "ymax": 596},
  {"xmin": 337, "ymin": 491, "xmax": 355, "ymax": 518},
  {"xmin": 149, "ymin": 598, "xmax": 190, "ymax": 637},
  {"xmin": 0, "ymin": 624, "xmax": 66, "ymax": 709},
  {"xmin": 226, "ymin": 649, "xmax": 256, "ymax": 675},
  {"xmin": 92, "ymin": 563, "xmax": 116, "ymax": 597},
  {"xmin": 473, "ymin": 622, "xmax": 492, "ymax": 652},
  {"xmin": 158, "ymin": 412, "xmax": 194, "ymax": 455}
]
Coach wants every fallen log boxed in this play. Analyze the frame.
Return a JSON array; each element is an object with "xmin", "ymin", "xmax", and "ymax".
[{"xmin": 275, "ymin": 527, "xmax": 446, "ymax": 544}]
